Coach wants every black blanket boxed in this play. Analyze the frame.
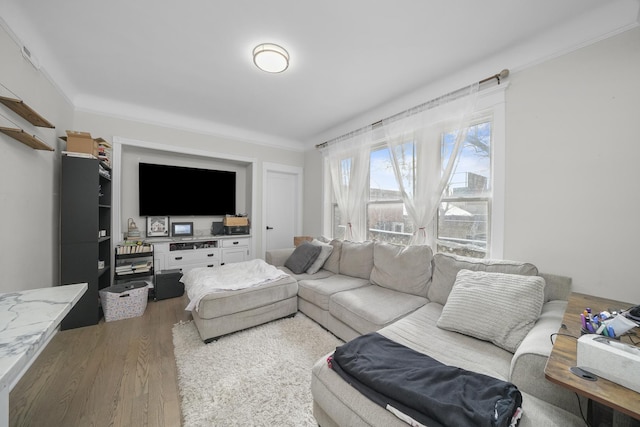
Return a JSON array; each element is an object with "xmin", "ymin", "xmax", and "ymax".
[{"xmin": 330, "ymin": 333, "xmax": 522, "ymax": 427}]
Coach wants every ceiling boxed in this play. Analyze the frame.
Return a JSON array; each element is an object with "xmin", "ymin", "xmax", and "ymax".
[{"xmin": 1, "ymin": 1, "xmax": 638, "ymax": 150}]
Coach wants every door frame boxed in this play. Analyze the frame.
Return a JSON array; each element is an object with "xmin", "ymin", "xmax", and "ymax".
[{"xmin": 262, "ymin": 162, "xmax": 304, "ymax": 257}]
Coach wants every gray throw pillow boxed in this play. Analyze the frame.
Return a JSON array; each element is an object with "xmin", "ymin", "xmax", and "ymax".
[
  {"xmin": 437, "ymin": 269, "xmax": 545, "ymax": 353},
  {"xmin": 284, "ymin": 242, "xmax": 322, "ymax": 274}
]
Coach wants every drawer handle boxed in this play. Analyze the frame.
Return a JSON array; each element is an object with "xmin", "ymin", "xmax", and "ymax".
[
  {"xmin": 207, "ymin": 253, "xmax": 214, "ymax": 257},
  {"xmin": 207, "ymin": 264, "xmax": 214, "ymax": 267},
  {"xmin": 175, "ymin": 256, "xmax": 183, "ymax": 260},
  {"xmin": 233, "ymin": 241, "xmax": 239, "ymax": 245}
]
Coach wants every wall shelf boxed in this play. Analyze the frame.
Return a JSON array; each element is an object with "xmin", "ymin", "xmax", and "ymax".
[
  {"xmin": 0, "ymin": 126, "xmax": 54, "ymax": 151},
  {"xmin": 0, "ymin": 95, "xmax": 55, "ymax": 128}
]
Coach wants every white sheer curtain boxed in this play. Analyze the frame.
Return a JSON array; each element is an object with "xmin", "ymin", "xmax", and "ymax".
[
  {"xmin": 322, "ymin": 128, "xmax": 372, "ymax": 241},
  {"xmin": 382, "ymin": 84, "xmax": 479, "ymax": 246}
]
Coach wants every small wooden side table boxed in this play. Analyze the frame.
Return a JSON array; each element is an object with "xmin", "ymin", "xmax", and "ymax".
[{"xmin": 544, "ymin": 292, "xmax": 640, "ymax": 423}]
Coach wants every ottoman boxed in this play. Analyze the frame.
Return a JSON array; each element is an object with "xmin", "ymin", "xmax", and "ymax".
[{"xmin": 191, "ymin": 274, "xmax": 299, "ymax": 343}]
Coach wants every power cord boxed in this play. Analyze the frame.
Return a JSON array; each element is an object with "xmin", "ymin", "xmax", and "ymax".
[
  {"xmin": 575, "ymin": 393, "xmax": 591, "ymax": 427},
  {"xmin": 548, "ymin": 332, "xmax": 590, "ymax": 425},
  {"xmin": 549, "ymin": 332, "xmax": 578, "ymax": 345}
]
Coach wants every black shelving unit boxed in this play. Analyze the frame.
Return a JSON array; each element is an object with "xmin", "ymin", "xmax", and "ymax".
[{"xmin": 59, "ymin": 155, "xmax": 112, "ymax": 329}]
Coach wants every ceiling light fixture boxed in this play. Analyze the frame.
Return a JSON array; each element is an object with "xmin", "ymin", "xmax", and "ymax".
[{"xmin": 253, "ymin": 43, "xmax": 289, "ymax": 73}]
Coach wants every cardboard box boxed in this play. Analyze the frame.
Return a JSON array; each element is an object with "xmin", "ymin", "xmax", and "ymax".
[
  {"xmin": 224, "ymin": 216, "xmax": 248, "ymax": 226},
  {"xmin": 294, "ymin": 236, "xmax": 313, "ymax": 247},
  {"xmin": 63, "ymin": 130, "xmax": 98, "ymax": 156}
]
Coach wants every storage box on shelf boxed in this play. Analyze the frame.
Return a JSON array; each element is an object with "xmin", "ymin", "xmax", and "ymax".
[{"xmin": 61, "ymin": 130, "xmax": 98, "ymax": 156}]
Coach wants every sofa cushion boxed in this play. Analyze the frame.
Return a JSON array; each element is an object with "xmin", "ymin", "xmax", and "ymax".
[
  {"xmin": 284, "ymin": 241, "xmax": 322, "ymax": 274},
  {"xmin": 298, "ymin": 275, "xmax": 370, "ymax": 310},
  {"xmin": 437, "ymin": 270, "xmax": 545, "ymax": 353},
  {"xmin": 306, "ymin": 239, "xmax": 334, "ymax": 274},
  {"xmin": 277, "ymin": 266, "xmax": 334, "ymax": 281},
  {"xmin": 323, "ymin": 239, "xmax": 342, "ymax": 274},
  {"xmin": 196, "ymin": 275, "xmax": 298, "ymax": 319},
  {"xmin": 429, "ymin": 253, "xmax": 539, "ymax": 305},
  {"xmin": 339, "ymin": 241, "xmax": 374, "ymax": 280},
  {"xmin": 370, "ymin": 242, "xmax": 432, "ymax": 297},
  {"xmin": 329, "ymin": 286, "xmax": 427, "ymax": 334}
]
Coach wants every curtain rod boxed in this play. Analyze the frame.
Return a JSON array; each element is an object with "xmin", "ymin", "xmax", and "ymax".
[{"xmin": 315, "ymin": 69, "xmax": 509, "ymax": 150}]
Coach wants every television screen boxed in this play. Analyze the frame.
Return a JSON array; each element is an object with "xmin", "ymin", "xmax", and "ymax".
[{"xmin": 139, "ymin": 163, "xmax": 236, "ymax": 216}]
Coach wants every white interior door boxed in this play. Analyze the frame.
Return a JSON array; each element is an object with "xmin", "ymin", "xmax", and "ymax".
[{"xmin": 264, "ymin": 165, "xmax": 302, "ymax": 253}]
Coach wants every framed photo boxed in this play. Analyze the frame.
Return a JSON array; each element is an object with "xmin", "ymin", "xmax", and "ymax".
[{"xmin": 146, "ymin": 216, "xmax": 169, "ymax": 237}]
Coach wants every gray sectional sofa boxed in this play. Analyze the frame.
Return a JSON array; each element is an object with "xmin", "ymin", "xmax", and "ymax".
[{"xmin": 266, "ymin": 239, "xmax": 587, "ymax": 427}]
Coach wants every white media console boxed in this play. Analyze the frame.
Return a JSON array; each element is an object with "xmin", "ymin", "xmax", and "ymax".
[{"xmin": 149, "ymin": 235, "xmax": 251, "ymax": 273}]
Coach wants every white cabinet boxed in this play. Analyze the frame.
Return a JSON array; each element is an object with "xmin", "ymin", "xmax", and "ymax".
[
  {"xmin": 221, "ymin": 237, "xmax": 250, "ymax": 265},
  {"xmin": 150, "ymin": 236, "xmax": 251, "ymax": 272},
  {"xmin": 167, "ymin": 247, "xmax": 220, "ymax": 272}
]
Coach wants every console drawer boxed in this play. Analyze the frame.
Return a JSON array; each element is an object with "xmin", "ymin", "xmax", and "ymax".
[
  {"xmin": 167, "ymin": 249, "xmax": 219, "ymax": 268},
  {"xmin": 221, "ymin": 238, "xmax": 249, "ymax": 248}
]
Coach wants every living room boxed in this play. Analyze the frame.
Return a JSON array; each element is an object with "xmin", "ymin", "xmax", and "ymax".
[{"xmin": 1, "ymin": 1, "xmax": 639, "ymax": 426}]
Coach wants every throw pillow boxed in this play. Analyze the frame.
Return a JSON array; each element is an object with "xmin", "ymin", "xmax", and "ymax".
[
  {"xmin": 305, "ymin": 239, "xmax": 334, "ymax": 274},
  {"xmin": 436, "ymin": 269, "xmax": 545, "ymax": 353},
  {"xmin": 370, "ymin": 241, "xmax": 433, "ymax": 297},
  {"xmin": 284, "ymin": 242, "xmax": 322, "ymax": 274},
  {"xmin": 428, "ymin": 253, "xmax": 539, "ymax": 306}
]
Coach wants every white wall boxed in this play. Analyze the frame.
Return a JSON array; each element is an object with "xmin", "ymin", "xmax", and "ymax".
[
  {"xmin": 505, "ymin": 27, "xmax": 640, "ymax": 303},
  {"xmin": 0, "ymin": 26, "xmax": 74, "ymax": 292}
]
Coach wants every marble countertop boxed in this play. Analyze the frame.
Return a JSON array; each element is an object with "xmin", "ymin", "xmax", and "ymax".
[{"xmin": 0, "ymin": 283, "xmax": 87, "ymax": 392}]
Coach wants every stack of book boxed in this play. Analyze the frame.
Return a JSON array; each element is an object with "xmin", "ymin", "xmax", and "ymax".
[
  {"xmin": 115, "ymin": 260, "xmax": 152, "ymax": 275},
  {"xmin": 96, "ymin": 138, "xmax": 112, "ymax": 167}
]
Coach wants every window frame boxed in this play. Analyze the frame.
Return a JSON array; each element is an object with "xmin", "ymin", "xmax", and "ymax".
[{"xmin": 436, "ymin": 114, "xmax": 494, "ymax": 258}]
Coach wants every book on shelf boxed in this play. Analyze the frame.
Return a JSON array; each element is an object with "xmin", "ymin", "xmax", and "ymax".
[
  {"xmin": 132, "ymin": 260, "xmax": 151, "ymax": 269},
  {"xmin": 116, "ymin": 243, "xmax": 153, "ymax": 255}
]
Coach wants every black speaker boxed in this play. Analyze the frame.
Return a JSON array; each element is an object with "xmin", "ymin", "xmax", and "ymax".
[
  {"xmin": 211, "ymin": 221, "xmax": 224, "ymax": 236},
  {"xmin": 154, "ymin": 269, "xmax": 184, "ymax": 301}
]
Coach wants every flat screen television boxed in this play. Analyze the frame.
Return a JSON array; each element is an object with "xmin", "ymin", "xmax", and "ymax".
[{"xmin": 139, "ymin": 163, "xmax": 236, "ymax": 216}]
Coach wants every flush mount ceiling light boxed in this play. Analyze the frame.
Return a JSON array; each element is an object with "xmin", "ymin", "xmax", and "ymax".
[{"xmin": 253, "ymin": 43, "xmax": 289, "ymax": 73}]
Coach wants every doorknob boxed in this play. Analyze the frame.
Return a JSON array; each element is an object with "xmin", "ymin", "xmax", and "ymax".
[{"xmin": 266, "ymin": 226, "xmax": 274, "ymax": 230}]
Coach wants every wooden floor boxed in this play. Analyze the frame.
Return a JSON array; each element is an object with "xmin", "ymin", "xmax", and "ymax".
[{"xmin": 9, "ymin": 294, "xmax": 192, "ymax": 427}]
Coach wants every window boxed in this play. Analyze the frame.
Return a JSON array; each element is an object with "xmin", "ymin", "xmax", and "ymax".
[
  {"xmin": 327, "ymin": 87, "xmax": 506, "ymax": 258},
  {"xmin": 368, "ymin": 145, "xmax": 415, "ymax": 244},
  {"xmin": 330, "ymin": 119, "xmax": 493, "ymax": 256},
  {"xmin": 438, "ymin": 120, "xmax": 491, "ymax": 257}
]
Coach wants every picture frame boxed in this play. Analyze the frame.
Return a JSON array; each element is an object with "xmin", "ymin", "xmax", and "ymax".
[{"xmin": 146, "ymin": 216, "xmax": 169, "ymax": 237}]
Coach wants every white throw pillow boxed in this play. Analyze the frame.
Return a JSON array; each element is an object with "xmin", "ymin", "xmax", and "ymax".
[
  {"xmin": 305, "ymin": 239, "xmax": 334, "ymax": 274},
  {"xmin": 437, "ymin": 269, "xmax": 545, "ymax": 353}
]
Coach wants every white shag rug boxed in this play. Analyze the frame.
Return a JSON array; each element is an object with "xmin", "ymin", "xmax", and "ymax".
[{"xmin": 172, "ymin": 313, "xmax": 343, "ymax": 427}]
